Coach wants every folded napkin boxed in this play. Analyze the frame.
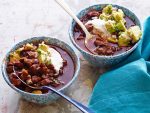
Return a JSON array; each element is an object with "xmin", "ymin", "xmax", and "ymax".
[{"xmin": 89, "ymin": 17, "xmax": 150, "ymax": 113}]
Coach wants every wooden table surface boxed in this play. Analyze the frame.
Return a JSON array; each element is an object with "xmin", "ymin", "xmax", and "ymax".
[{"xmin": 0, "ymin": 0, "xmax": 149, "ymax": 113}]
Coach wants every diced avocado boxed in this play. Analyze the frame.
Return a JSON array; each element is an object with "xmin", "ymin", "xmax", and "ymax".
[
  {"xmin": 107, "ymin": 36, "xmax": 118, "ymax": 43},
  {"xmin": 99, "ymin": 13, "xmax": 111, "ymax": 21},
  {"xmin": 38, "ymin": 53, "xmax": 46, "ymax": 64},
  {"xmin": 118, "ymin": 32, "xmax": 131, "ymax": 47},
  {"xmin": 99, "ymin": 13, "xmax": 107, "ymax": 21},
  {"xmin": 37, "ymin": 48, "xmax": 47, "ymax": 55},
  {"xmin": 37, "ymin": 47, "xmax": 47, "ymax": 64},
  {"xmin": 115, "ymin": 20, "xmax": 126, "ymax": 32},
  {"xmin": 127, "ymin": 26, "xmax": 142, "ymax": 43},
  {"xmin": 46, "ymin": 59, "xmax": 51, "ymax": 65},
  {"xmin": 105, "ymin": 20, "xmax": 116, "ymax": 33},
  {"xmin": 44, "ymin": 55, "xmax": 51, "ymax": 65},
  {"xmin": 102, "ymin": 5, "xmax": 113, "ymax": 14},
  {"xmin": 118, "ymin": 9, "xmax": 125, "ymax": 17},
  {"xmin": 37, "ymin": 42, "xmax": 51, "ymax": 64},
  {"xmin": 37, "ymin": 48, "xmax": 51, "ymax": 64},
  {"xmin": 38, "ymin": 42, "xmax": 49, "ymax": 52},
  {"xmin": 112, "ymin": 11, "xmax": 124, "ymax": 22},
  {"xmin": 118, "ymin": 31, "xmax": 124, "ymax": 36}
]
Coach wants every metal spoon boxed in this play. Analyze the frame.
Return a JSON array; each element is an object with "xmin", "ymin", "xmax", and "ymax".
[
  {"xmin": 13, "ymin": 66, "xmax": 95, "ymax": 113},
  {"xmin": 55, "ymin": 0, "xmax": 97, "ymax": 54}
]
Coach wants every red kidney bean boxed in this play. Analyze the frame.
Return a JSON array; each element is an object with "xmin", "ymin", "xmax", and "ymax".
[
  {"xmin": 11, "ymin": 78, "xmax": 21, "ymax": 86},
  {"xmin": 14, "ymin": 61, "xmax": 24, "ymax": 69},
  {"xmin": 6, "ymin": 66, "xmax": 14, "ymax": 73},
  {"xmin": 22, "ymin": 69, "xmax": 28, "ymax": 76},
  {"xmin": 29, "ymin": 64, "xmax": 40, "ymax": 75},
  {"xmin": 87, "ymin": 10, "xmax": 100, "ymax": 17},
  {"xmin": 23, "ymin": 58, "xmax": 33, "ymax": 67},
  {"xmin": 26, "ymin": 51, "xmax": 38, "ymax": 59},
  {"xmin": 9, "ymin": 73, "xmax": 18, "ymax": 79},
  {"xmin": 40, "ymin": 79, "xmax": 52, "ymax": 86},
  {"xmin": 32, "ymin": 76, "xmax": 41, "ymax": 83}
]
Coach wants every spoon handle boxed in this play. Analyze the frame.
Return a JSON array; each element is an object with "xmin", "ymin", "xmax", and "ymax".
[
  {"xmin": 55, "ymin": 0, "xmax": 90, "ymax": 36},
  {"xmin": 42, "ymin": 86, "xmax": 95, "ymax": 113}
]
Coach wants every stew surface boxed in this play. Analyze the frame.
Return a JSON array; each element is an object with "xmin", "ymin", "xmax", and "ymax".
[
  {"xmin": 6, "ymin": 42, "xmax": 75, "ymax": 94},
  {"xmin": 73, "ymin": 5, "xmax": 141, "ymax": 55}
]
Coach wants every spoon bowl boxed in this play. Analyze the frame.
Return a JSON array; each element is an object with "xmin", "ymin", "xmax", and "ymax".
[{"xmin": 84, "ymin": 35, "xmax": 97, "ymax": 54}]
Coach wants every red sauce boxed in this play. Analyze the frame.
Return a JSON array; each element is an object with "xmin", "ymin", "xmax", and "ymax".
[{"xmin": 54, "ymin": 46, "xmax": 75, "ymax": 89}]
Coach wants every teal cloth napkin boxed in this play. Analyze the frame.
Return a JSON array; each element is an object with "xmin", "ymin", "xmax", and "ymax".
[{"xmin": 89, "ymin": 17, "xmax": 150, "ymax": 113}]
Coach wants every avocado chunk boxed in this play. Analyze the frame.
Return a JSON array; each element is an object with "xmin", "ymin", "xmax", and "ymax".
[
  {"xmin": 118, "ymin": 32, "xmax": 131, "ymax": 47},
  {"xmin": 102, "ymin": 5, "xmax": 113, "ymax": 14},
  {"xmin": 99, "ymin": 13, "xmax": 111, "ymax": 21},
  {"xmin": 37, "ymin": 42, "xmax": 51, "ymax": 64},
  {"xmin": 115, "ymin": 20, "xmax": 126, "ymax": 32},
  {"xmin": 127, "ymin": 26, "xmax": 142, "ymax": 43},
  {"xmin": 107, "ymin": 36, "xmax": 118, "ymax": 43},
  {"xmin": 38, "ymin": 42, "xmax": 49, "ymax": 52},
  {"xmin": 105, "ymin": 20, "xmax": 116, "ymax": 33},
  {"xmin": 118, "ymin": 9, "xmax": 125, "ymax": 17},
  {"xmin": 112, "ymin": 10, "xmax": 124, "ymax": 22},
  {"xmin": 112, "ymin": 12, "xmax": 122, "ymax": 22},
  {"xmin": 37, "ymin": 51, "xmax": 46, "ymax": 63}
]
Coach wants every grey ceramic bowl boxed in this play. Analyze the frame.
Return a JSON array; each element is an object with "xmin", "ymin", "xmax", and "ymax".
[
  {"xmin": 69, "ymin": 4, "xmax": 142, "ymax": 67},
  {"xmin": 1, "ymin": 37, "xmax": 80, "ymax": 104}
]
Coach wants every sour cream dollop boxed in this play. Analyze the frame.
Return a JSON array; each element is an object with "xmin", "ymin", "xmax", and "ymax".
[
  {"xmin": 37, "ymin": 42, "xmax": 64, "ymax": 75},
  {"xmin": 85, "ymin": 18, "xmax": 111, "ymax": 37},
  {"xmin": 48, "ymin": 47, "xmax": 63, "ymax": 75}
]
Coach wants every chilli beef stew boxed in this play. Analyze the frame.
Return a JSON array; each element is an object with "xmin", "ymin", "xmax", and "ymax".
[
  {"xmin": 74, "ymin": 5, "xmax": 142, "ymax": 55},
  {"xmin": 6, "ymin": 42, "xmax": 75, "ymax": 94}
]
